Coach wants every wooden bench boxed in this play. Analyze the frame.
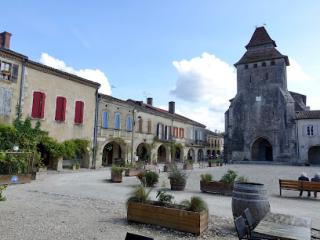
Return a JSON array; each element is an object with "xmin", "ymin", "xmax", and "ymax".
[{"xmin": 279, "ymin": 179, "xmax": 320, "ymax": 197}]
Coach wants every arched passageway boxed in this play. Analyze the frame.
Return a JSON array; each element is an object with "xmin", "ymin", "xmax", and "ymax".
[
  {"xmin": 187, "ymin": 148, "xmax": 195, "ymax": 161},
  {"xmin": 157, "ymin": 145, "xmax": 167, "ymax": 163},
  {"xmin": 251, "ymin": 138, "xmax": 273, "ymax": 161},
  {"xmin": 308, "ymin": 146, "xmax": 320, "ymax": 165},
  {"xmin": 173, "ymin": 146, "xmax": 183, "ymax": 162},
  {"xmin": 102, "ymin": 141, "xmax": 122, "ymax": 166},
  {"xmin": 136, "ymin": 143, "xmax": 150, "ymax": 162},
  {"xmin": 198, "ymin": 149, "xmax": 204, "ymax": 161}
]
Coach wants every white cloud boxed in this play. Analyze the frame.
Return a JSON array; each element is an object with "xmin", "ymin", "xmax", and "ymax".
[
  {"xmin": 171, "ymin": 52, "xmax": 236, "ymax": 112},
  {"xmin": 39, "ymin": 53, "xmax": 111, "ymax": 95},
  {"xmin": 287, "ymin": 58, "xmax": 320, "ymax": 109}
]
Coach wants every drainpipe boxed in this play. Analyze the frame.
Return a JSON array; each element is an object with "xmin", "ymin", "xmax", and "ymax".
[
  {"xmin": 92, "ymin": 89, "xmax": 99, "ymax": 169},
  {"xmin": 17, "ymin": 59, "xmax": 27, "ymax": 119},
  {"xmin": 131, "ymin": 108, "xmax": 136, "ymax": 163}
]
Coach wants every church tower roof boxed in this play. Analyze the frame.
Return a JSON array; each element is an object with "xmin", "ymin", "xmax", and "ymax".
[
  {"xmin": 245, "ymin": 26, "xmax": 276, "ymax": 49},
  {"xmin": 235, "ymin": 26, "xmax": 289, "ymax": 66}
]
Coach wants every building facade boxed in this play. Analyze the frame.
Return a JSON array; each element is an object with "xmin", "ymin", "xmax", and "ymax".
[
  {"xmin": 96, "ymin": 95, "xmax": 221, "ymax": 167},
  {"xmin": 0, "ymin": 31, "xmax": 100, "ymax": 168},
  {"xmin": 225, "ymin": 27, "xmax": 320, "ymax": 165}
]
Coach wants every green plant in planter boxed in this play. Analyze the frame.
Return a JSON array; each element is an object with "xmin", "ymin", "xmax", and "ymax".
[
  {"xmin": 168, "ymin": 165, "xmax": 187, "ymax": 186},
  {"xmin": 220, "ymin": 169, "xmax": 238, "ymax": 184},
  {"xmin": 200, "ymin": 173, "xmax": 213, "ymax": 183},
  {"xmin": 137, "ymin": 171, "xmax": 159, "ymax": 187},
  {"xmin": 0, "ymin": 185, "xmax": 7, "ymax": 201},
  {"xmin": 156, "ymin": 189, "xmax": 174, "ymax": 205},
  {"xmin": 111, "ymin": 165, "xmax": 124, "ymax": 175},
  {"xmin": 127, "ymin": 185, "xmax": 152, "ymax": 205},
  {"xmin": 181, "ymin": 196, "xmax": 208, "ymax": 212},
  {"xmin": 236, "ymin": 176, "xmax": 249, "ymax": 183}
]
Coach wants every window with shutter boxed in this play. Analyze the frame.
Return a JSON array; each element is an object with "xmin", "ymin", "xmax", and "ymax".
[
  {"xmin": 74, "ymin": 101, "xmax": 84, "ymax": 124},
  {"xmin": 0, "ymin": 87, "xmax": 12, "ymax": 116},
  {"xmin": 11, "ymin": 64, "xmax": 19, "ymax": 82},
  {"xmin": 114, "ymin": 112, "xmax": 121, "ymax": 129},
  {"xmin": 31, "ymin": 91, "xmax": 45, "ymax": 119},
  {"xmin": 147, "ymin": 120, "xmax": 152, "ymax": 133},
  {"xmin": 126, "ymin": 115, "xmax": 133, "ymax": 131},
  {"xmin": 102, "ymin": 112, "xmax": 108, "ymax": 128},
  {"xmin": 55, "ymin": 97, "xmax": 66, "ymax": 121},
  {"xmin": 138, "ymin": 118, "xmax": 143, "ymax": 133}
]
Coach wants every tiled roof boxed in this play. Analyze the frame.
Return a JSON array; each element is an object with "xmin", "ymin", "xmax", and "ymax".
[
  {"xmin": 245, "ymin": 27, "xmax": 276, "ymax": 49},
  {"xmin": 126, "ymin": 99, "xmax": 206, "ymax": 128},
  {"xmin": 235, "ymin": 47, "xmax": 289, "ymax": 66},
  {"xmin": 296, "ymin": 111, "xmax": 320, "ymax": 119}
]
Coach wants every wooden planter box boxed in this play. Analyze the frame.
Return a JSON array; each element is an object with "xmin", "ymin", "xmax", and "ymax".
[
  {"xmin": 111, "ymin": 172, "xmax": 122, "ymax": 183},
  {"xmin": 0, "ymin": 174, "xmax": 32, "ymax": 185},
  {"xmin": 200, "ymin": 181, "xmax": 233, "ymax": 196},
  {"xmin": 125, "ymin": 169, "xmax": 143, "ymax": 177},
  {"xmin": 127, "ymin": 202, "xmax": 208, "ymax": 235},
  {"xmin": 183, "ymin": 163, "xmax": 193, "ymax": 170}
]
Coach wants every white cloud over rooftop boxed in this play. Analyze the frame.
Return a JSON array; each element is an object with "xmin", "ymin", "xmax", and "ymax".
[{"xmin": 39, "ymin": 53, "xmax": 111, "ymax": 95}]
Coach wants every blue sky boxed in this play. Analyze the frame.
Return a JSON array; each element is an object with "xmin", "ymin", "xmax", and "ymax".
[{"xmin": 3, "ymin": 1, "xmax": 320, "ymax": 130}]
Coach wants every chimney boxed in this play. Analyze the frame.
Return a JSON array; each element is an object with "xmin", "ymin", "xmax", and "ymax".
[
  {"xmin": 168, "ymin": 101, "xmax": 175, "ymax": 114},
  {"xmin": 0, "ymin": 31, "xmax": 12, "ymax": 49},
  {"xmin": 147, "ymin": 97, "xmax": 153, "ymax": 106}
]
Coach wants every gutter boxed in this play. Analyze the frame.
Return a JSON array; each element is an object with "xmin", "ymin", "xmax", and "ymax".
[{"xmin": 92, "ymin": 89, "xmax": 99, "ymax": 169}]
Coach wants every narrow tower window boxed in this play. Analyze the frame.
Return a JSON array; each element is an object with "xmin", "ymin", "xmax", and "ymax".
[
  {"xmin": 253, "ymin": 63, "xmax": 257, "ymax": 68},
  {"xmin": 262, "ymin": 62, "xmax": 266, "ymax": 67}
]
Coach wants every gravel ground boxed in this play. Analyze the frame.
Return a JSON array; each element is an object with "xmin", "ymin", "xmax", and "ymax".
[{"xmin": 0, "ymin": 164, "xmax": 319, "ymax": 240}]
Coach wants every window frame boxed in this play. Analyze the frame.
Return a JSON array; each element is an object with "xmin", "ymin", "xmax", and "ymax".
[
  {"xmin": 114, "ymin": 112, "xmax": 121, "ymax": 130},
  {"xmin": 55, "ymin": 96, "xmax": 67, "ymax": 122}
]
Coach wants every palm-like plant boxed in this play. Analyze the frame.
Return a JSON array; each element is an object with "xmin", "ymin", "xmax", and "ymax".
[
  {"xmin": 181, "ymin": 196, "xmax": 208, "ymax": 212},
  {"xmin": 127, "ymin": 185, "xmax": 152, "ymax": 205}
]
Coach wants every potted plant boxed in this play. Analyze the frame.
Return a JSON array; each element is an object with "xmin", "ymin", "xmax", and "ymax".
[
  {"xmin": 168, "ymin": 165, "xmax": 187, "ymax": 191},
  {"xmin": 137, "ymin": 171, "xmax": 159, "ymax": 187},
  {"xmin": 200, "ymin": 170, "xmax": 248, "ymax": 196},
  {"xmin": 183, "ymin": 159, "xmax": 194, "ymax": 170},
  {"xmin": 127, "ymin": 186, "xmax": 209, "ymax": 235},
  {"xmin": 208, "ymin": 159, "xmax": 214, "ymax": 167},
  {"xmin": 111, "ymin": 165, "xmax": 124, "ymax": 183}
]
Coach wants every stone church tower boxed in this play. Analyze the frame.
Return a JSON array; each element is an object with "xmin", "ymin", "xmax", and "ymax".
[{"xmin": 224, "ymin": 27, "xmax": 308, "ymax": 163}]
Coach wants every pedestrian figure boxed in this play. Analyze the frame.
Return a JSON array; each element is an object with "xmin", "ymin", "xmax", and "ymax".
[
  {"xmin": 311, "ymin": 173, "xmax": 320, "ymax": 198},
  {"xmin": 298, "ymin": 172, "xmax": 311, "ymax": 197}
]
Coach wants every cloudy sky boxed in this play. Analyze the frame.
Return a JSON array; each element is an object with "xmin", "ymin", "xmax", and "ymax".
[{"xmin": 3, "ymin": 1, "xmax": 320, "ymax": 131}]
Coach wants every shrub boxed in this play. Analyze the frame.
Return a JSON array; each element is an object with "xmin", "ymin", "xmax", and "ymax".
[
  {"xmin": 156, "ymin": 189, "xmax": 174, "ymax": 205},
  {"xmin": 145, "ymin": 171, "xmax": 159, "ymax": 187},
  {"xmin": 137, "ymin": 171, "xmax": 159, "ymax": 187},
  {"xmin": 168, "ymin": 165, "xmax": 187, "ymax": 185},
  {"xmin": 127, "ymin": 185, "xmax": 151, "ymax": 205},
  {"xmin": 200, "ymin": 173, "xmax": 213, "ymax": 183},
  {"xmin": 111, "ymin": 165, "xmax": 124, "ymax": 175},
  {"xmin": 220, "ymin": 169, "xmax": 238, "ymax": 184},
  {"xmin": 0, "ymin": 185, "xmax": 7, "ymax": 201},
  {"xmin": 0, "ymin": 152, "xmax": 31, "ymax": 174},
  {"xmin": 181, "ymin": 196, "xmax": 208, "ymax": 212}
]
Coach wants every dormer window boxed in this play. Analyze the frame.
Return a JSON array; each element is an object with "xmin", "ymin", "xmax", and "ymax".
[{"xmin": 253, "ymin": 63, "xmax": 258, "ymax": 68}]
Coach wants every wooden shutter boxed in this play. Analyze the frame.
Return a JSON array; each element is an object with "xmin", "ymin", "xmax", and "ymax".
[
  {"xmin": 75, "ymin": 101, "xmax": 84, "ymax": 124},
  {"xmin": 55, "ymin": 97, "xmax": 66, "ymax": 121},
  {"xmin": 32, "ymin": 92, "xmax": 44, "ymax": 118},
  {"xmin": 102, "ymin": 112, "xmax": 108, "ymax": 128},
  {"xmin": 11, "ymin": 64, "xmax": 19, "ymax": 82}
]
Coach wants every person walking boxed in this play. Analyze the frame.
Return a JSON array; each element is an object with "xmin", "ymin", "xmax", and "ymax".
[
  {"xmin": 311, "ymin": 173, "xmax": 320, "ymax": 198},
  {"xmin": 298, "ymin": 172, "xmax": 311, "ymax": 197}
]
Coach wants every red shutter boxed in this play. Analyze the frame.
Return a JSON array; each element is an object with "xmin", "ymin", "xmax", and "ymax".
[
  {"xmin": 55, "ymin": 97, "xmax": 66, "ymax": 121},
  {"xmin": 40, "ymin": 93, "xmax": 46, "ymax": 118},
  {"xmin": 32, "ymin": 92, "xmax": 45, "ymax": 119},
  {"xmin": 75, "ymin": 101, "xmax": 84, "ymax": 124}
]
